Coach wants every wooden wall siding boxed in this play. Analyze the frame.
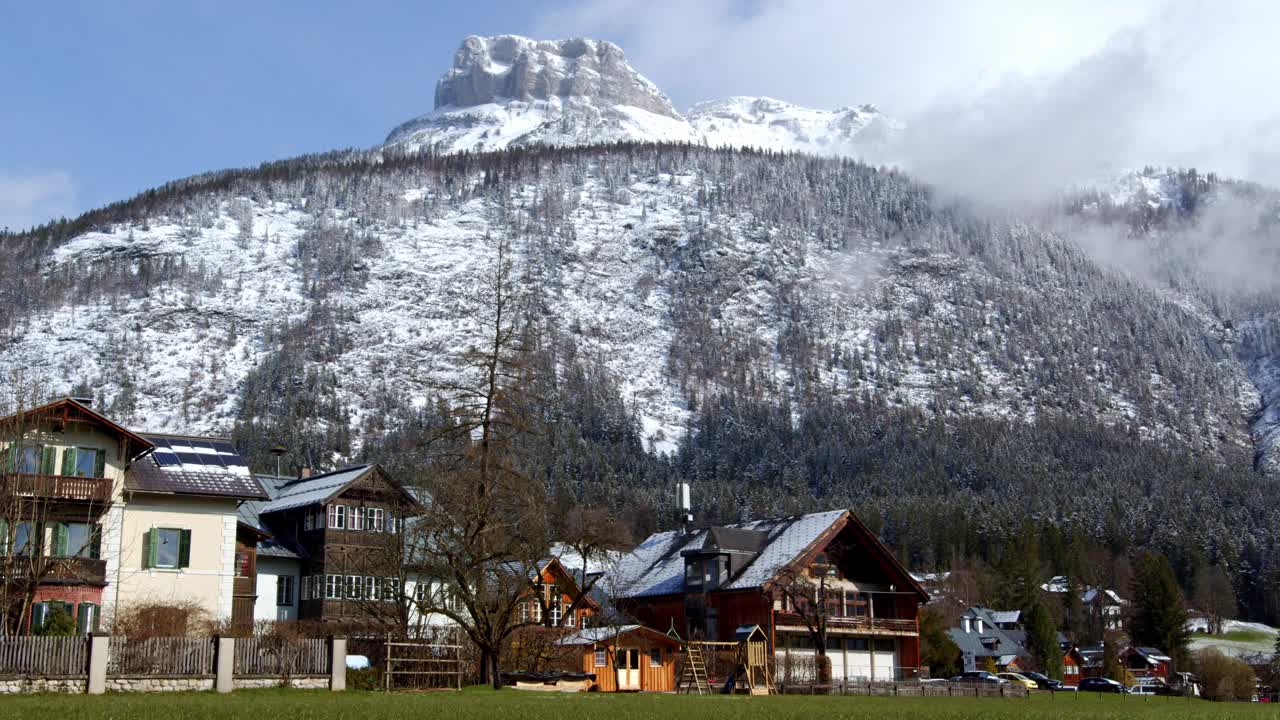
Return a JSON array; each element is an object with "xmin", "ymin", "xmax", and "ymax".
[
  {"xmin": 623, "ymin": 591, "xmax": 770, "ymax": 643},
  {"xmin": 578, "ymin": 633, "xmax": 676, "ymax": 692}
]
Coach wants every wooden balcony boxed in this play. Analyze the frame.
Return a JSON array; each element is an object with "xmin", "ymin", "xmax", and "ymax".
[
  {"xmin": 775, "ymin": 612, "xmax": 918, "ymax": 636},
  {"xmin": 0, "ymin": 473, "xmax": 113, "ymax": 504},
  {"xmin": 5, "ymin": 556, "xmax": 107, "ymax": 586}
]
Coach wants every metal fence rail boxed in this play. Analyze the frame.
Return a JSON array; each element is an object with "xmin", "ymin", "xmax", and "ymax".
[
  {"xmin": 108, "ymin": 637, "xmax": 215, "ymax": 676},
  {"xmin": 0, "ymin": 636, "xmax": 88, "ymax": 676}
]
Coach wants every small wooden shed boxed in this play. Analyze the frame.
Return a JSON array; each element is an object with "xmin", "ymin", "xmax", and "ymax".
[{"xmin": 558, "ymin": 624, "xmax": 681, "ymax": 692}]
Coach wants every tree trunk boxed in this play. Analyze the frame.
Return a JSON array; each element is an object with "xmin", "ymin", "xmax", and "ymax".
[{"xmin": 488, "ymin": 652, "xmax": 502, "ymax": 689}]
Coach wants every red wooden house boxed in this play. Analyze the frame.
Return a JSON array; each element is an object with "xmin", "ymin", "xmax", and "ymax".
[
  {"xmin": 1121, "ymin": 646, "xmax": 1172, "ymax": 681},
  {"xmin": 518, "ymin": 556, "xmax": 600, "ymax": 628},
  {"xmin": 608, "ymin": 509, "xmax": 928, "ymax": 682},
  {"xmin": 1061, "ymin": 645, "xmax": 1086, "ymax": 686}
]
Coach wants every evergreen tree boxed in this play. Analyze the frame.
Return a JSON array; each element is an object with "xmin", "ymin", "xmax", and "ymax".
[
  {"xmin": 1026, "ymin": 601, "xmax": 1064, "ymax": 679},
  {"xmin": 1130, "ymin": 551, "xmax": 1191, "ymax": 670}
]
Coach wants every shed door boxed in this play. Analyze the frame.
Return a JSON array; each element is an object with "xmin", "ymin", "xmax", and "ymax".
[{"xmin": 616, "ymin": 648, "xmax": 640, "ymax": 690}]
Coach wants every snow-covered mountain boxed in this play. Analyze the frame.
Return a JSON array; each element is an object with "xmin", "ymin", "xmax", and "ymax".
[{"xmin": 382, "ymin": 35, "xmax": 893, "ymax": 158}]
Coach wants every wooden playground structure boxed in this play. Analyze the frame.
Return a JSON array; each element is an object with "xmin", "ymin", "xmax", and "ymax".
[{"xmin": 675, "ymin": 625, "xmax": 774, "ymax": 696}]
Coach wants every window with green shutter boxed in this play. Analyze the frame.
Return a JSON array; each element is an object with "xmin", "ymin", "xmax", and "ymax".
[
  {"xmin": 146, "ymin": 528, "xmax": 189, "ymax": 569},
  {"xmin": 76, "ymin": 603, "xmax": 99, "ymax": 635},
  {"xmin": 30, "ymin": 602, "xmax": 48, "ymax": 632},
  {"xmin": 40, "ymin": 446, "xmax": 56, "ymax": 475},
  {"xmin": 61, "ymin": 447, "xmax": 76, "ymax": 476}
]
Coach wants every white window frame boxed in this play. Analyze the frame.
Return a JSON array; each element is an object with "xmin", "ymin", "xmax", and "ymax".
[
  {"xmin": 346, "ymin": 575, "xmax": 360, "ymax": 599},
  {"xmin": 365, "ymin": 576, "xmax": 377, "ymax": 600},
  {"xmin": 326, "ymin": 574, "xmax": 338, "ymax": 600},
  {"xmin": 277, "ymin": 575, "xmax": 295, "ymax": 606},
  {"xmin": 370, "ymin": 508, "xmax": 384, "ymax": 532},
  {"xmin": 351, "ymin": 507, "xmax": 365, "ymax": 531},
  {"xmin": 650, "ymin": 648, "xmax": 662, "ymax": 667},
  {"xmin": 594, "ymin": 647, "xmax": 606, "ymax": 667}
]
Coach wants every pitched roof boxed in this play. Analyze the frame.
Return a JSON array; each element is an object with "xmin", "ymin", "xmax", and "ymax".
[
  {"xmin": 126, "ymin": 433, "xmax": 266, "ymax": 499},
  {"xmin": 948, "ymin": 606, "xmax": 1032, "ymax": 662},
  {"xmin": 556, "ymin": 624, "xmax": 681, "ymax": 647},
  {"xmin": 609, "ymin": 509, "xmax": 848, "ymax": 599},
  {"xmin": 989, "ymin": 610, "xmax": 1021, "ymax": 625},
  {"xmin": 258, "ymin": 465, "xmax": 374, "ymax": 514},
  {"xmin": 4, "ymin": 397, "xmax": 153, "ymax": 461},
  {"xmin": 238, "ymin": 474, "xmax": 307, "ymax": 559}
]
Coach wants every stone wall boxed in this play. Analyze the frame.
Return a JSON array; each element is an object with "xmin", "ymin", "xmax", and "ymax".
[
  {"xmin": 235, "ymin": 675, "xmax": 328, "ymax": 690},
  {"xmin": 0, "ymin": 674, "xmax": 330, "ymax": 694},
  {"xmin": 106, "ymin": 676, "xmax": 215, "ymax": 692},
  {"xmin": 0, "ymin": 677, "xmax": 86, "ymax": 694}
]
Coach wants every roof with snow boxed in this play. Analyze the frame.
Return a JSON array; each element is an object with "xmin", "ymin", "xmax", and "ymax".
[
  {"xmin": 608, "ymin": 509, "xmax": 926, "ymax": 602},
  {"xmin": 238, "ymin": 474, "xmax": 307, "ymax": 559},
  {"xmin": 258, "ymin": 465, "xmax": 375, "ymax": 514},
  {"xmin": 556, "ymin": 624, "xmax": 680, "ymax": 647},
  {"xmin": 989, "ymin": 610, "xmax": 1022, "ymax": 626},
  {"xmin": 126, "ymin": 433, "xmax": 266, "ymax": 500},
  {"xmin": 948, "ymin": 606, "xmax": 1032, "ymax": 662}
]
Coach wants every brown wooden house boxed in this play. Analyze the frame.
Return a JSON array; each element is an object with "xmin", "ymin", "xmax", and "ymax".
[
  {"xmin": 518, "ymin": 556, "xmax": 600, "ymax": 629},
  {"xmin": 608, "ymin": 509, "xmax": 928, "ymax": 682},
  {"xmin": 557, "ymin": 624, "xmax": 681, "ymax": 692},
  {"xmin": 253, "ymin": 464, "xmax": 419, "ymax": 624}
]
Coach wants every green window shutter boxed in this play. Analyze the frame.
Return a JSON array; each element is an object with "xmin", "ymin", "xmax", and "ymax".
[
  {"xmin": 6, "ymin": 444, "xmax": 17, "ymax": 472},
  {"xmin": 53, "ymin": 523, "xmax": 69, "ymax": 556},
  {"xmin": 142, "ymin": 530, "xmax": 154, "ymax": 569},
  {"xmin": 76, "ymin": 603, "xmax": 91, "ymax": 635},
  {"xmin": 93, "ymin": 449, "xmax": 106, "ymax": 478},
  {"xmin": 89, "ymin": 526, "xmax": 102, "ymax": 560},
  {"xmin": 0, "ymin": 518, "xmax": 8, "ymax": 555},
  {"xmin": 178, "ymin": 529, "xmax": 191, "ymax": 568},
  {"xmin": 31, "ymin": 602, "xmax": 48, "ymax": 632},
  {"xmin": 40, "ymin": 446, "xmax": 55, "ymax": 475},
  {"xmin": 60, "ymin": 447, "xmax": 76, "ymax": 476}
]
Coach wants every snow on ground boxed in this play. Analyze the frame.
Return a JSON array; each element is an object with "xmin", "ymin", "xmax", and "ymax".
[{"xmin": 1187, "ymin": 618, "xmax": 1278, "ymax": 658}]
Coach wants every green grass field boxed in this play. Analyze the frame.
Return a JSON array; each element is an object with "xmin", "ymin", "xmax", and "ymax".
[
  {"xmin": 0, "ymin": 688, "xmax": 1272, "ymax": 720},
  {"xmin": 1192, "ymin": 629, "xmax": 1275, "ymax": 644}
]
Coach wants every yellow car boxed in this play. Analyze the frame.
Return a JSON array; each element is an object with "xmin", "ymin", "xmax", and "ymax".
[{"xmin": 997, "ymin": 672, "xmax": 1040, "ymax": 690}]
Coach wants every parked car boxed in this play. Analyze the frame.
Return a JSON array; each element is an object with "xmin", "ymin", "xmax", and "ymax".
[
  {"xmin": 997, "ymin": 672, "xmax": 1039, "ymax": 689},
  {"xmin": 1020, "ymin": 670, "xmax": 1065, "ymax": 690},
  {"xmin": 949, "ymin": 671, "xmax": 1007, "ymax": 685},
  {"xmin": 1130, "ymin": 683, "xmax": 1162, "ymax": 696},
  {"xmin": 1079, "ymin": 677, "xmax": 1129, "ymax": 693}
]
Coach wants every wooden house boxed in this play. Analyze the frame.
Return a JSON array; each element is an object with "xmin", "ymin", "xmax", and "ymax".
[
  {"xmin": 1121, "ymin": 646, "xmax": 1172, "ymax": 681},
  {"xmin": 519, "ymin": 556, "xmax": 600, "ymax": 628},
  {"xmin": 557, "ymin": 624, "xmax": 681, "ymax": 691},
  {"xmin": 248, "ymin": 464, "xmax": 420, "ymax": 624},
  {"xmin": 1061, "ymin": 644, "xmax": 1086, "ymax": 686},
  {"xmin": 608, "ymin": 509, "xmax": 928, "ymax": 683}
]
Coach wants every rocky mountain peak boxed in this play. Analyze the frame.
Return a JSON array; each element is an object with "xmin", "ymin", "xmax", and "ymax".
[{"xmin": 433, "ymin": 35, "xmax": 680, "ymax": 119}]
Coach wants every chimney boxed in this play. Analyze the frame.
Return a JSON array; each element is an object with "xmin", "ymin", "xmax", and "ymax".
[
  {"xmin": 70, "ymin": 396, "xmax": 93, "ymax": 407},
  {"xmin": 676, "ymin": 482, "xmax": 693, "ymax": 534},
  {"xmin": 975, "ymin": 618, "xmax": 984, "ymax": 634},
  {"xmin": 300, "ymin": 467, "xmax": 312, "ymax": 479},
  {"xmin": 962, "ymin": 616, "xmax": 971, "ymax": 633}
]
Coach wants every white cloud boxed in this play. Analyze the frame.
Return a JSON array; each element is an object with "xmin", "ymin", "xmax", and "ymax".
[
  {"xmin": 538, "ymin": 0, "xmax": 1280, "ymax": 194},
  {"xmin": 0, "ymin": 170, "xmax": 75, "ymax": 232}
]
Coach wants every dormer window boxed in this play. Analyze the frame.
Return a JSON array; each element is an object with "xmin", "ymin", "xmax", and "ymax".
[{"xmin": 685, "ymin": 559, "xmax": 703, "ymax": 588}]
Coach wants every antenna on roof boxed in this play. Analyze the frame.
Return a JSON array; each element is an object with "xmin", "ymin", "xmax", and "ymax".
[
  {"xmin": 676, "ymin": 482, "xmax": 692, "ymax": 535},
  {"xmin": 270, "ymin": 444, "xmax": 287, "ymax": 478}
]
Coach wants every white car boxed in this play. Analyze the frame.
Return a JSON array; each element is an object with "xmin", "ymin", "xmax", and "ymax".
[{"xmin": 1129, "ymin": 683, "xmax": 1161, "ymax": 696}]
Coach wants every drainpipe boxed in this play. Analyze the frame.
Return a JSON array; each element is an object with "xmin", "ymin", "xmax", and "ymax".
[{"xmin": 112, "ymin": 489, "xmax": 129, "ymax": 625}]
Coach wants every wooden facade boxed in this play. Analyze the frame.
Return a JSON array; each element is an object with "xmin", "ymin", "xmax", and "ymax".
[
  {"xmin": 231, "ymin": 523, "xmax": 268, "ymax": 631},
  {"xmin": 519, "ymin": 557, "xmax": 599, "ymax": 628},
  {"xmin": 568, "ymin": 626, "xmax": 680, "ymax": 692}
]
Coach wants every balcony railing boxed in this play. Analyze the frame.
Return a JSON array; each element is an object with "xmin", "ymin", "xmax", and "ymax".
[
  {"xmin": 0, "ymin": 473, "xmax": 113, "ymax": 503},
  {"xmin": 4, "ymin": 556, "xmax": 107, "ymax": 585},
  {"xmin": 775, "ymin": 612, "xmax": 917, "ymax": 635}
]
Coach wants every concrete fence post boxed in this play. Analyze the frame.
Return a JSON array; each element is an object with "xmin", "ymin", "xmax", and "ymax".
[
  {"xmin": 87, "ymin": 633, "xmax": 110, "ymax": 695},
  {"xmin": 330, "ymin": 636, "xmax": 347, "ymax": 692},
  {"xmin": 215, "ymin": 636, "xmax": 235, "ymax": 694}
]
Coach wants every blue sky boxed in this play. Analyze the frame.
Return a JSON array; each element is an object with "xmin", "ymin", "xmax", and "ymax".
[
  {"xmin": 0, "ymin": 1, "xmax": 563, "ymax": 231},
  {"xmin": 5, "ymin": 2, "xmax": 1276, "ymax": 230}
]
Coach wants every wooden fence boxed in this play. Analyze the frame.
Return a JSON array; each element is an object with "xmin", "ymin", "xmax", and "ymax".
[
  {"xmin": 233, "ymin": 637, "xmax": 329, "ymax": 676},
  {"xmin": 0, "ymin": 636, "xmax": 88, "ymax": 676},
  {"xmin": 107, "ymin": 637, "xmax": 215, "ymax": 676},
  {"xmin": 817, "ymin": 680, "xmax": 1030, "ymax": 698}
]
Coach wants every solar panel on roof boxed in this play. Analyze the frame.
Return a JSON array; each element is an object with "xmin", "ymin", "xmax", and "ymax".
[
  {"xmin": 191, "ymin": 441, "xmax": 216, "ymax": 451},
  {"xmin": 198, "ymin": 453, "xmax": 225, "ymax": 467},
  {"xmin": 212, "ymin": 442, "xmax": 237, "ymax": 455},
  {"xmin": 148, "ymin": 437, "xmax": 170, "ymax": 448},
  {"xmin": 153, "ymin": 450, "xmax": 181, "ymax": 467},
  {"xmin": 176, "ymin": 451, "xmax": 203, "ymax": 465}
]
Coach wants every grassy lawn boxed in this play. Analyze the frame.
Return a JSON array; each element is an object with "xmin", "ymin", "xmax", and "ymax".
[
  {"xmin": 0, "ymin": 687, "xmax": 1272, "ymax": 720},
  {"xmin": 1192, "ymin": 629, "xmax": 1275, "ymax": 644}
]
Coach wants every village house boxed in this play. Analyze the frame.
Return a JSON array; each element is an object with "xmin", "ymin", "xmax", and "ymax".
[
  {"xmin": 1, "ymin": 398, "xmax": 151, "ymax": 633},
  {"xmin": 1061, "ymin": 644, "xmax": 1086, "ymax": 686},
  {"xmin": 1120, "ymin": 646, "xmax": 1172, "ymax": 681},
  {"xmin": 1, "ymin": 398, "xmax": 268, "ymax": 633},
  {"xmin": 1041, "ymin": 576, "xmax": 1127, "ymax": 630},
  {"xmin": 947, "ymin": 606, "xmax": 1031, "ymax": 672},
  {"xmin": 556, "ymin": 624, "xmax": 681, "ymax": 692},
  {"xmin": 607, "ymin": 508, "xmax": 928, "ymax": 682},
  {"xmin": 245, "ymin": 465, "xmax": 422, "ymax": 626},
  {"xmin": 517, "ymin": 556, "xmax": 600, "ymax": 629}
]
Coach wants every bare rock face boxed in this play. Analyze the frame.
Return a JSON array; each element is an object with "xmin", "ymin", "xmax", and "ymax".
[{"xmin": 433, "ymin": 35, "xmax": 680, "ymax": 119}]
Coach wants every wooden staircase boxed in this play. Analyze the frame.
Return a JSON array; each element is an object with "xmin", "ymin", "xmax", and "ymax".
[{"xmin": 678, "ymin": 642, "xmax": 712, "ymax": 695}]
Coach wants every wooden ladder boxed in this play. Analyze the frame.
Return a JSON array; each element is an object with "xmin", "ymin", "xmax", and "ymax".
[{"xmin": 678, "ymin": 642, "xmax": 712, "ymax": 695}]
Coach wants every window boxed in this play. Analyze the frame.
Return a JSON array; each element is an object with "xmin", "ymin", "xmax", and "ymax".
[
  {"xmin": 685, "ymin": 559, "xmax": 702, "ymax": 587},
  {"xmin": 580, "ymin": 615, "xmax": 590, "ymax": 629},
  {"xmin": 7, "ymin": 522, "xmax": 35, "ymax": 555},
  {"xmin": 549, "ymin": 594, "xmax": 563, "ymax": 627},
  {"xmin": 874, "ymin": 639, "xmax": 896, "ymax": 652},
  {"xmin": 650, "ymin": 648, "xmax": 662, "ymax": 667},
  {"xmin": 531, "ymin": 599, "xmax": 542, "ymax": 623},
  {"xmin": 144, "ymin": 528, "xmax": 190, "ymax": 569},
  {"xmin": 369, "ymin": 508, "xmax": 384, "ymax": 532},
  {"xmin": 235, "ymin": 550, "xmax": 253, "ymax": 577},
  {"xmin": 365, "ymin": 576, "xmax": 377, "ymax": 600},
  {"xmin": 565, "ymin": 611, "xmax": 575, "ymax": 628},
  {"xmin": 277, "ymin": 575, "xmax": 295, "ymax": 606},
  {"xmin": 76, "ymin": 602, "xmax": 99, "ymax": 635},
  {"xmin": 384, "ymin": 577, "xmax": 398, "ymax": 602},
  {"xmin": 351, "ymin": 507, "xmax": 365, "ymax": 531},
  {"xmin": 303, "ymin": 513, "xmax": 313, "ymax": 531},
  {"xmin": 346, "ymin": 575, "xmax": 360, "ymax": 599},
  {"xmin": 326, "ymin": 574, "xmax": 338, "ymax": 600},
  {"xmin": 9, "ymin": 444, "xmax": 54, "ymax": 474},
  {"xmin": 61, "ymin": 447, "xmax": 106, "ymax": 478},
  {"xmin": 594, "ymin": 648, "xmax": 607, "ymax": 667},
  {"xmin": 327, "ymin": 505, "xmax": 337, "ymax": 528},
  {"xmin": 333, "ymin": 505, "xmax": 347, "ymax": 530},
  {"xmin": 385, "ymin": 511, "xmax": 395, "ymax": 534}
]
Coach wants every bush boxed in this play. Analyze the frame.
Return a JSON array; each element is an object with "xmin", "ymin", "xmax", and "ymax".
[
  {"xmin": 112, "ymin": 601, "xmax": 213, "ymax": 638},
  {"xmin": 1196, "ymin": 648, "xmax": 1256, "ymax": 701},
  {"xmin": 348, "ymin": 667, "xmax": 382, "ymax": 691},
  {"xmin": 33, "ymin": 606, "xmax": 76, "ymax": 636}
]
